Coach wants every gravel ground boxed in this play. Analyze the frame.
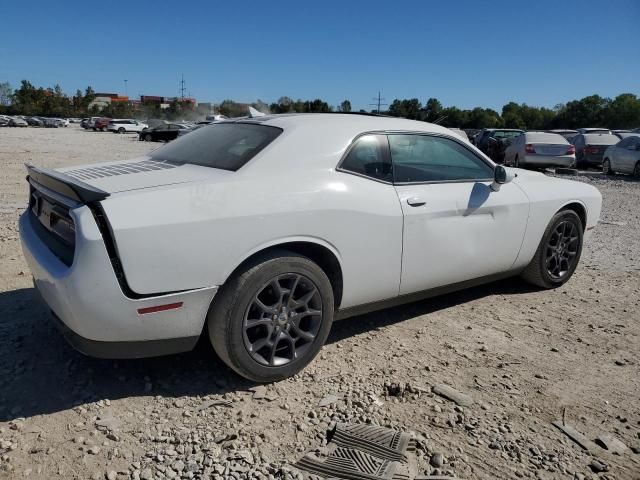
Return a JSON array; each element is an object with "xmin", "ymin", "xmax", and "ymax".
[{"xmin": 0, "ymin": 126, "xmax": 639, "ymax": 480}]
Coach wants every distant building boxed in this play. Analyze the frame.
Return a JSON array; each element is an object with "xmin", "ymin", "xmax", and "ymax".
[{"xmin": 89, "ymin": 92, "xmax": 129, "ymax": 110}]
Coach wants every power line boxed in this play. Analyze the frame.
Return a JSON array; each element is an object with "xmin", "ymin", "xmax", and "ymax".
[{"xmin": 369, "ymin": 91, "xmax": 388, "ymax": 114}]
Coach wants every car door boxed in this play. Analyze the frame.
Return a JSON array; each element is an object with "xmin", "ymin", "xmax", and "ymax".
[
  {"xmin": 611, "ymin": 138, "xmax": 628, "ymax": 172},
  {"xmin": 389, "ymin": 133, "xmax": 529, "ymax": 295},
  {"xmin": 621, "ymin": 137, "xmax": 639, "ymax": 173}
]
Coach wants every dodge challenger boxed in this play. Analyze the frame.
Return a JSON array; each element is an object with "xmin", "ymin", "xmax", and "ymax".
[{"xmin": 19, "ymin": 114, "xmax": 602, "ymax": 382}]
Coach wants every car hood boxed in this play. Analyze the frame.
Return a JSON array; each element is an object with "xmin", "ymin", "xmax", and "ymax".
[{"xmin": 55, "ymin": 156, "xmax": 232, "ymax": 194}]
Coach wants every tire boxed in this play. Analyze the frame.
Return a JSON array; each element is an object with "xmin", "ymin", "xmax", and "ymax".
[
  {"xmin": 118, "ymin": 127, "xmax": 126, "ymax": 134},
  {"xmin": 144, "ymin": 134, "xmax": 152, "ymax": 142},
  {"xmin": 207, "ymin": 250, "xmax": 334, "ymax": 382},
  {"xmin": 634, "ymin": 162, "xmax": 640, "ymax": 179},
  {"xmin": 603, "ymin": 159, "xmax": 614, "ymax": 176},
  {"xmin": 521, "ymin": 210, "xmax": 583, "ymax": 289}
]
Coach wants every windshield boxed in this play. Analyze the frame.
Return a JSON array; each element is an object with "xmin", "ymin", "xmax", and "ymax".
[{"xmin": 150, "ymin": 123, "xmax": 283, "ymax": 171}]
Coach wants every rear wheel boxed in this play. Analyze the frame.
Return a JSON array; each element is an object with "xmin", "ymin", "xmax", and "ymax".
[
  {"xmin": 208, "ymin": 251, "xmax": 334, "ymax": 382},
  {"xmin": 118, "ymin": 127, "xmax": 126, "ymax": 134},
  {"xmin": 603, "ymin": 158, "xmax": 614, "ymax": 176},
  {"xmin": 521, "ymin": 210, "xmax": 583, "ymax": 289},
  {"xmin": 634, "ymin": 162, "xmax": 640, "ymax": 178}
]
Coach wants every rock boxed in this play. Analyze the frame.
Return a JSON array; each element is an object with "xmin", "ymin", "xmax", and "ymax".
[
  {"xmin": 432, "ymin": 384, "xmax": 473, "ymax": 407},
  {"xmin": 318, "ymin": 394, "xmax": 339, "ymax": 407},
  {"xmin": 140, "ymin": 468, "xmax": 153, "ymax": 480},
  {"xmin": 87, "ymin": 446, "xmax": 101, "ymax": 455},
  {"xmin": 595, "ymin": 434, "xmax": 627, "ymax": 455},
  {"xmin": 106, "ymin": 471, "xmax": 117, "ymax": 480},
  {"xmin": 589, "ymin": 459, "xmax": 608, "ymax": 473},
  {"xmin": 250, "ymin": 385, "xmax": 268, "ymax": 400},
  {"xmin": 429, "ymin": 452, "xmax": 444, "ymax": 468}
]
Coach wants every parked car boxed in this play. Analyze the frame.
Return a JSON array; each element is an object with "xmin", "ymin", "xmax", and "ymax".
[
  {"xmin": 9, "ymin": 117, "xmax": 28, "ymax": 127},
  {"xmin": 107, "ymin": 119, "xmax": 148, "ymax": 134},
  {"xmin": 576, "ymin": 128, "xmax": 611, "ymax": 135},
  {"xmin": 602, "ymin": 136, "xmax": 640, "ymax": 177},
  {"xmin": 205, "ymin": 114, "xmax": 229, "ymax": 122},
  {"xmin": 26, "ymin": 117, "xmax": 44, "ymax": 127},
  {"xmin": 504, "ymin": 132, "xmax": 575, "ymax": 169},
  {"xmin": 43, "ymin": 118, "xmax": 65, "ymax": 128},
  {"xmin": 475, "ymin": 129, "xmax": 524, "ymax": 163},
  {"xmin": 138, "ymin": 123, "xmax": 190, "ymax": 142},
  {"xmin": 571, "ymin": 133, "xmax": 620, "ymax": 168},
  {"xmin": 93, "ymin": 118, "xmax": 112, "ymax": 131},
  {"xmin": 82, "ymin": 117, "xmax": 101, "ymax": 129},
  {"xmin": 0, "ymin": 117, "xmax": 9, "ymax": 127},
  {"xmin": 548, "ymin": 129, "xmax": 578, "ymax": 141},
  {"xmin": 19, "ymin": 114, "xmax": 602, "ymax": 381},
  {"xmin": 447, "ymin": 128, "xmax": 470, "ymax": 142},
  {"xmin": 613, "ymin": 131, "xmax": 640, "ymax": 140}
]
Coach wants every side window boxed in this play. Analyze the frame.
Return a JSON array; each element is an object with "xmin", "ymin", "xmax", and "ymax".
[
  {"xmin": 389, "ymin": 134, "xmax": 494, "ymax": 183},
  {"xmin": 339, "ymin": 134, "xmax": 392, "ymax": 182},
  {"xmin": 618, "ymin": 138, "xmax": 630, "ymax": 148}
]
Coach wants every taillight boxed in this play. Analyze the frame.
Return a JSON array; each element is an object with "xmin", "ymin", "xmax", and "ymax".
[
  {"xmin": 567, "ymin": 144, "xmax": 576, "ymax": 155},
  {"xmin": 585, "ymin": 145, "xmax": 599, "ymax": 154},
  {"xmin": 525, "ymin": 144, "xmax": 535, "ymax": 154}
]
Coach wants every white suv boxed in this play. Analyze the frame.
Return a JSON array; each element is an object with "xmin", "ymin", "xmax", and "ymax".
[{"xmin": 107, "ymin": 119, "xmax": 148, "ymax": 134}]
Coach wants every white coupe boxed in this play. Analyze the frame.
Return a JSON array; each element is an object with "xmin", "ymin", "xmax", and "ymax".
[{"xmin": 19, "ymin": 114, "xmax": 602, "ymax": 382}]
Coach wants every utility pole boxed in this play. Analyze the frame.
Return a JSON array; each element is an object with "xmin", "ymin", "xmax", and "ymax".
[
  {"xmin": 369, "ymin": 91, "xmax": 388, "ymax": 114},
  {"xmin": 179, "ymin": 74, "xmax": 186, "ymax": 101},
  {"xmin": 124, "ymin": 79, "xmax": 128, "ymax": 97}
]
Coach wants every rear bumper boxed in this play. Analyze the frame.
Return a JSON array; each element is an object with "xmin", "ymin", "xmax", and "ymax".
[
  {"xmin": 522, "ymin": 154, "xmax": 575, "ymax": 167},
  {"xmin": 582, "ymin": 153, "xmax": 605, "ymax": 165},
  {"xmin": 19, "ymin": 207, "xmax": 217, "ymax": 357},
  {"xmin": 48, "ymin": 309, "xmax": 199, "ymax": 358}
]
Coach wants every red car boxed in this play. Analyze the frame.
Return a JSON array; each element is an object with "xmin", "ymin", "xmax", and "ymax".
[{"xmin": 93, "ymin": 117, "xmax": 112, "ymax": 131}]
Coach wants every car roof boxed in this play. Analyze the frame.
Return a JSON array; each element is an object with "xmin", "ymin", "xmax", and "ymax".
[
  {"xmin": 218, "ymin": 113, "xmax": 491, "ymax": 173},
  {"xmin": 227, "ymin": 113, "xmax": 457, "ymax": 135}
]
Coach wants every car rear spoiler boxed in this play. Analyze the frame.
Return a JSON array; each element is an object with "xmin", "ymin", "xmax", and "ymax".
[{"xmin": 25, "ymin": 163, "xmax": 110, "ymax": 203}]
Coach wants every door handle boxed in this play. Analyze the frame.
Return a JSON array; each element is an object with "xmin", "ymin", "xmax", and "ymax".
[{"xmin": 406, "ymin": 197, "xmax": 426, "ymax": 207}]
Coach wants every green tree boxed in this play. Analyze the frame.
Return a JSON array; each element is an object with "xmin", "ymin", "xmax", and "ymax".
[
  {"xmin": 339, "ymin": 100, "xmax": 352, "ymax": 112},
  {"xmin": 605, "ymin": 93, "xmax": 640, "ymax": 129},
  {"xmin": 421, "ymin": 97, "xmax": 443, "ymax": 122}
]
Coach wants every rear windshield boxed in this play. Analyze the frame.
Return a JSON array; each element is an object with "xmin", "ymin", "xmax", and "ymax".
[
  {"xmin": 151, "ymin": 123, "xmax": 282, "ymax": 171},
  {"xmin": 526, "ymin": 133, "xmax": 568, "ymax": 144},
  {"xmin": 583, "ymin": 134, "xmax": 619, "ymax": 145}
]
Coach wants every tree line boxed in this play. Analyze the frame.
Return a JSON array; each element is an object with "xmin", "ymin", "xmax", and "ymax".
[{"xmin": 1, "ymin": 79, "xmax": 639, "ymax": 129}]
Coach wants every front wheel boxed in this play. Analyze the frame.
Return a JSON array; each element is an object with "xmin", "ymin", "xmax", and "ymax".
[
  {"xmin": 634, "ymin": 162, "xmax": 640, "ymax": 178},
  {"xmin": 118, "ymin": 127, "xmax": 126, "ymax": 134},
  {"xmin": 521, "ymin": 210, "xmax": 583, "ymax": 289},
  {"xmin": 207, "ymin": 251, "xmax": 334, "ymax": 382},
  {"xmin": 144, "ymin": 133, "xmax": 152, "ymax": 142}
]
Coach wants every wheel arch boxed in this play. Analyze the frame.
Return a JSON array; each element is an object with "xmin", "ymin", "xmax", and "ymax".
[
  {"xmin": 222, "ymin": 237, "xmax": 344, "ymax": 309},
  {"xmin": 558, "ymin": 200, "xmax": 587, "ymax": 230}
]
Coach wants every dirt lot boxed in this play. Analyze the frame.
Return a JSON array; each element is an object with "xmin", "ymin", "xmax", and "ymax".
[{"xmin": 0, "ymin": 126, "xmax": 639, "ymax": 480}]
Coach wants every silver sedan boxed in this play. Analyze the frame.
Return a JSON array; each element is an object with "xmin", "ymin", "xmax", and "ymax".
[
  {"xmin": 603, "ymin": 135, "xmax": 640, "ymax": 177},
  {"xmin": 504, "ymin": 132, "xmax": 575, "ymax": 169}
]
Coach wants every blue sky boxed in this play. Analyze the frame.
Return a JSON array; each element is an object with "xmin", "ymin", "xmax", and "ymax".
[{"xmin": 1, "ymin": 0, "xmax": 638, "ymax": 112}]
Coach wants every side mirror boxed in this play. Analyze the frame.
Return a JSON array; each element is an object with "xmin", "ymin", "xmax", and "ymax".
[{"xmin": 491, "ymin": 165, "xmax": 515, "ymax": 192}]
